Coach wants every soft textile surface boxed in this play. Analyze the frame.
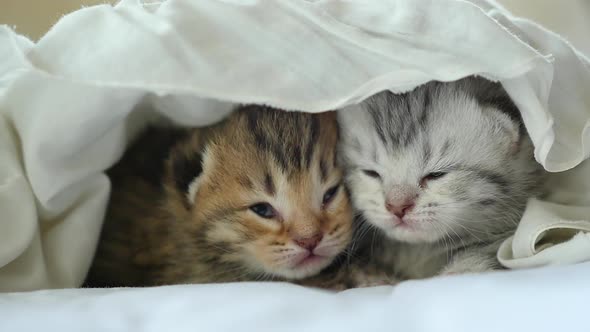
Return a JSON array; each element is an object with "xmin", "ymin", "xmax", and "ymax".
[
  {"xmin": 498, "ymin": 196, "xmax": 590, "ymax": 269},
  {"xmin": 0, "ymin": 0, "xmax": 589, "ymax": 292},
  {"xmin": 1, "ymin": 263, "xmax": 589, "ymax": 332}
]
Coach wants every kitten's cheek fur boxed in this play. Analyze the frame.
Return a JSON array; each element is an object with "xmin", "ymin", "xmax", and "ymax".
[
  {"xmin": 348, "ymin": 174, "xmax": 385, "ymax": 210},
  {"xmin": 252, "ymin": 242, "xmax": 333, "ymax": 280},
  {"xmin": 358, "ymin": 201, "xmax": 452, "ymax": 244},
  {"xmin": 386, "ymin": 227, "xmax": 443, "ymax": 244},
  {"xmin": 241, "ymin": 206, "xmax": 354, "ymax": 280}
]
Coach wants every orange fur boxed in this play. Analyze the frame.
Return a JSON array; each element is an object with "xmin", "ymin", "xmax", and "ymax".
[{"xmin": 84, "ymin": 106, "xmax": 353, "ymax": 286}]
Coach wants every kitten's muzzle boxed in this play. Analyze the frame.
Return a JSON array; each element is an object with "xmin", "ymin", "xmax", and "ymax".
[
  {"xmin": 385, "ymin": 198, "xmax": 415, "ymax": 219},
  {"xmin": 386, "ymin": 185, "xmax": 418, "ymax": 219},
  {"xmin": 293, "ymin": 234, "xmax": 323, "ymax": 251}
]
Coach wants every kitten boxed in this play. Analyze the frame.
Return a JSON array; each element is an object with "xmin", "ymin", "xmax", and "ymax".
[
  {"xmin": 338, "ymin": 76, "xmax": 545, "ymax": 279},
  {"xmin": 84, "ymin": 106, "xmax": 354, "ymax": 287}
]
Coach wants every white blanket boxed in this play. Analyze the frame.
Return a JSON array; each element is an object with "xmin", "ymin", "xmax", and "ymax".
[
  {"xmin": 0, "ymin": 0, "xmax": 589, "ymax": 304},
  {"xmin": 1, "ymin": 262, "xmax": 589, "ymax": 332}
]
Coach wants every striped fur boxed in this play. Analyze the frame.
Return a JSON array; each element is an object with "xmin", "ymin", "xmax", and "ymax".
[
  {"xmin": 84, "ymin": 106, "xmax": 353, "ymax": 287},
  {"xmin": 338, "ymin": 76, "xmax": 546, "ymax": 279}
]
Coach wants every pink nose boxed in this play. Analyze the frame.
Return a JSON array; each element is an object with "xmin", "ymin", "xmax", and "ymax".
[
  {"xmin": 294, "ymin": 234, "xmax": 323, "ymax": 251},
  {"xmin": 386, "ymin": 201, "xmax": 415, "ymax": 219}
]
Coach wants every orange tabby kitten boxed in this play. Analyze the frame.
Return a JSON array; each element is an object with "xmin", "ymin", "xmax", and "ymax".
[{"xmin": 84, "ymin": 106, "xmax": 354, "ymax": 286}]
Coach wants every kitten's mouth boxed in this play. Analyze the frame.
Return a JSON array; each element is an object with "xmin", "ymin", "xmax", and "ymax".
[
  {"xmin": 294, "ymin": 253, "xmax": 327, "ymax": 268},
  {"xmin": 389, "ymin": 216, "xmax": 413, "ymax": 229},
  {"xmin": 393, "ymin": 219, "xmax": 412, "ymax": 228}
]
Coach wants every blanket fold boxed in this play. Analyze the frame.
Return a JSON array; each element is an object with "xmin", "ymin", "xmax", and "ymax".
[{"xmin": 0, "ymin": 0, "xmax": 589, "ymax": 291}]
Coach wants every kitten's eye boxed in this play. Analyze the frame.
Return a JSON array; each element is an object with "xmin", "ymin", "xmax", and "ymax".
[
  {"xmin": 420, "ymin": 172, "xmax": 448, "ymax": 187},
  {"xmin": 425, "ymin": 172, "xmax": 447, "ymax": 179},
  {"xmin": 362, "ymin": 170, "xmax": 381, "ymax": 179},
  {"xmin": 249, "ymin": 203, "xmax": 276, "ymax": 219},
  {"xmin": 322, "ymin": 184, "xmax": 340, "ymax": 207}
]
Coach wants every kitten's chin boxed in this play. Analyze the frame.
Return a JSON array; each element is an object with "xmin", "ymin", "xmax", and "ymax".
[
  {"xmin": 384, "ymin": 227, "xmax": 442, "ymax": 244},
  {"xmin": 368, "ymin": 217, "xmax": 443, "ymax": 244},
  {"xmin": 271, "ymin": 255, "xmax": 334, "ymax": 280}
]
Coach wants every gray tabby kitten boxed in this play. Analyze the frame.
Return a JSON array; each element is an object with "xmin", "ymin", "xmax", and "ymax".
[{"xmin": 338, "ymin": 76, "xmax": 545, "ymax": 279}]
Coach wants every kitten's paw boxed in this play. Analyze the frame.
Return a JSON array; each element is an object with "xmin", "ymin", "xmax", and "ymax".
[
  {"xmin": 297, "ymin": 269, "xmax": 397, "ymax": 290},
  {"xmin": 296, "ymin": 273, "xmax": 350, "ymax": 291},
  {"xmin": 439, "ymin": 267, "xmax": 484, "ymax": 276},
  {"xmin": 349, "ymin": 270, "xmax": 398, "ymax": 288},
  {"xmin": 439, "ymin": 257, "xmax": 497, "ymax": 276}
]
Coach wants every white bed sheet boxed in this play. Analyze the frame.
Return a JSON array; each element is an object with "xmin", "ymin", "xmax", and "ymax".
[
  {"xmin": 0, "ymin": 1, "xmax": 589, "ymax": 329},
  {"xmin": 1, "ymin": 262, "xmax": 589, "ymax": 332}
]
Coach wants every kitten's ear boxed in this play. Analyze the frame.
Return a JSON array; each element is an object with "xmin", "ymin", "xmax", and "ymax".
[
  {"xmin": 463, "ymin": 76, "xmax": 523, "ymax": 125},
  {"xmin": 171, "ymin": 148, "xmax": 207, "ymax": 205},
  {"xmin": 463, "ymin": 76, "xmax": 523, "ymax": 155},
  {"xmin": 337, "ymin": 105, "xmax": 370, "ymax": 133},
  {"xmin": 186, "ymin": 174, "xmax": 203, "ymax": 205},
  {"xmin": 485, "ymin": 107, "xmax": 521, "ymax": 155}
]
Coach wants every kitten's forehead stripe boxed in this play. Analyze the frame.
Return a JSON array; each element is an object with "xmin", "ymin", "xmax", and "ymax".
[
  {"xmin": 272, "ymin": 140, "xmax": 290, "ymax": 172},
  {"xmin": 398, "ymin": 97, "xmax": 413, "ymax": 146},
  {"xmin": 417, "ymin": 90, "xmax": 430, "ymax": 129},
  {"xmin": 367, "ymin": 89, "xmax": 431, "ymax": 151},
  {"xmin": 247, "ymin": 112, "xmax": 271, "ymax": 150},
  {"xmin": 320, "ymin": 159, "xmax": 328, "ymax": 182},
  {"xmin": 305, "ymin": 116, "xmax": 320, "ymax": 168},
  {"xmin": 332, "ymin": 148, "xmax": 339, "ymax": 168},
  {"xmin": 245, "ymin": 110, "xmax": 286, "ymax": 172},
  {"xmin": 264, "ymin": 172, "xmax": 276, "ymax": 196},
  {"xmin": 386, "ymin": 93, "xmax": 401, "ymax": 146},
  {"xmin": 241, "ymin": 107, "xmax": 324, "ymax": 176},
  {"xmin": 368, "ymin": 105, "xmax": 388, "ymax": 145},
  {"xmin": 292, "ymin": 145, "xmax": 303, "ymax": 170}
]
